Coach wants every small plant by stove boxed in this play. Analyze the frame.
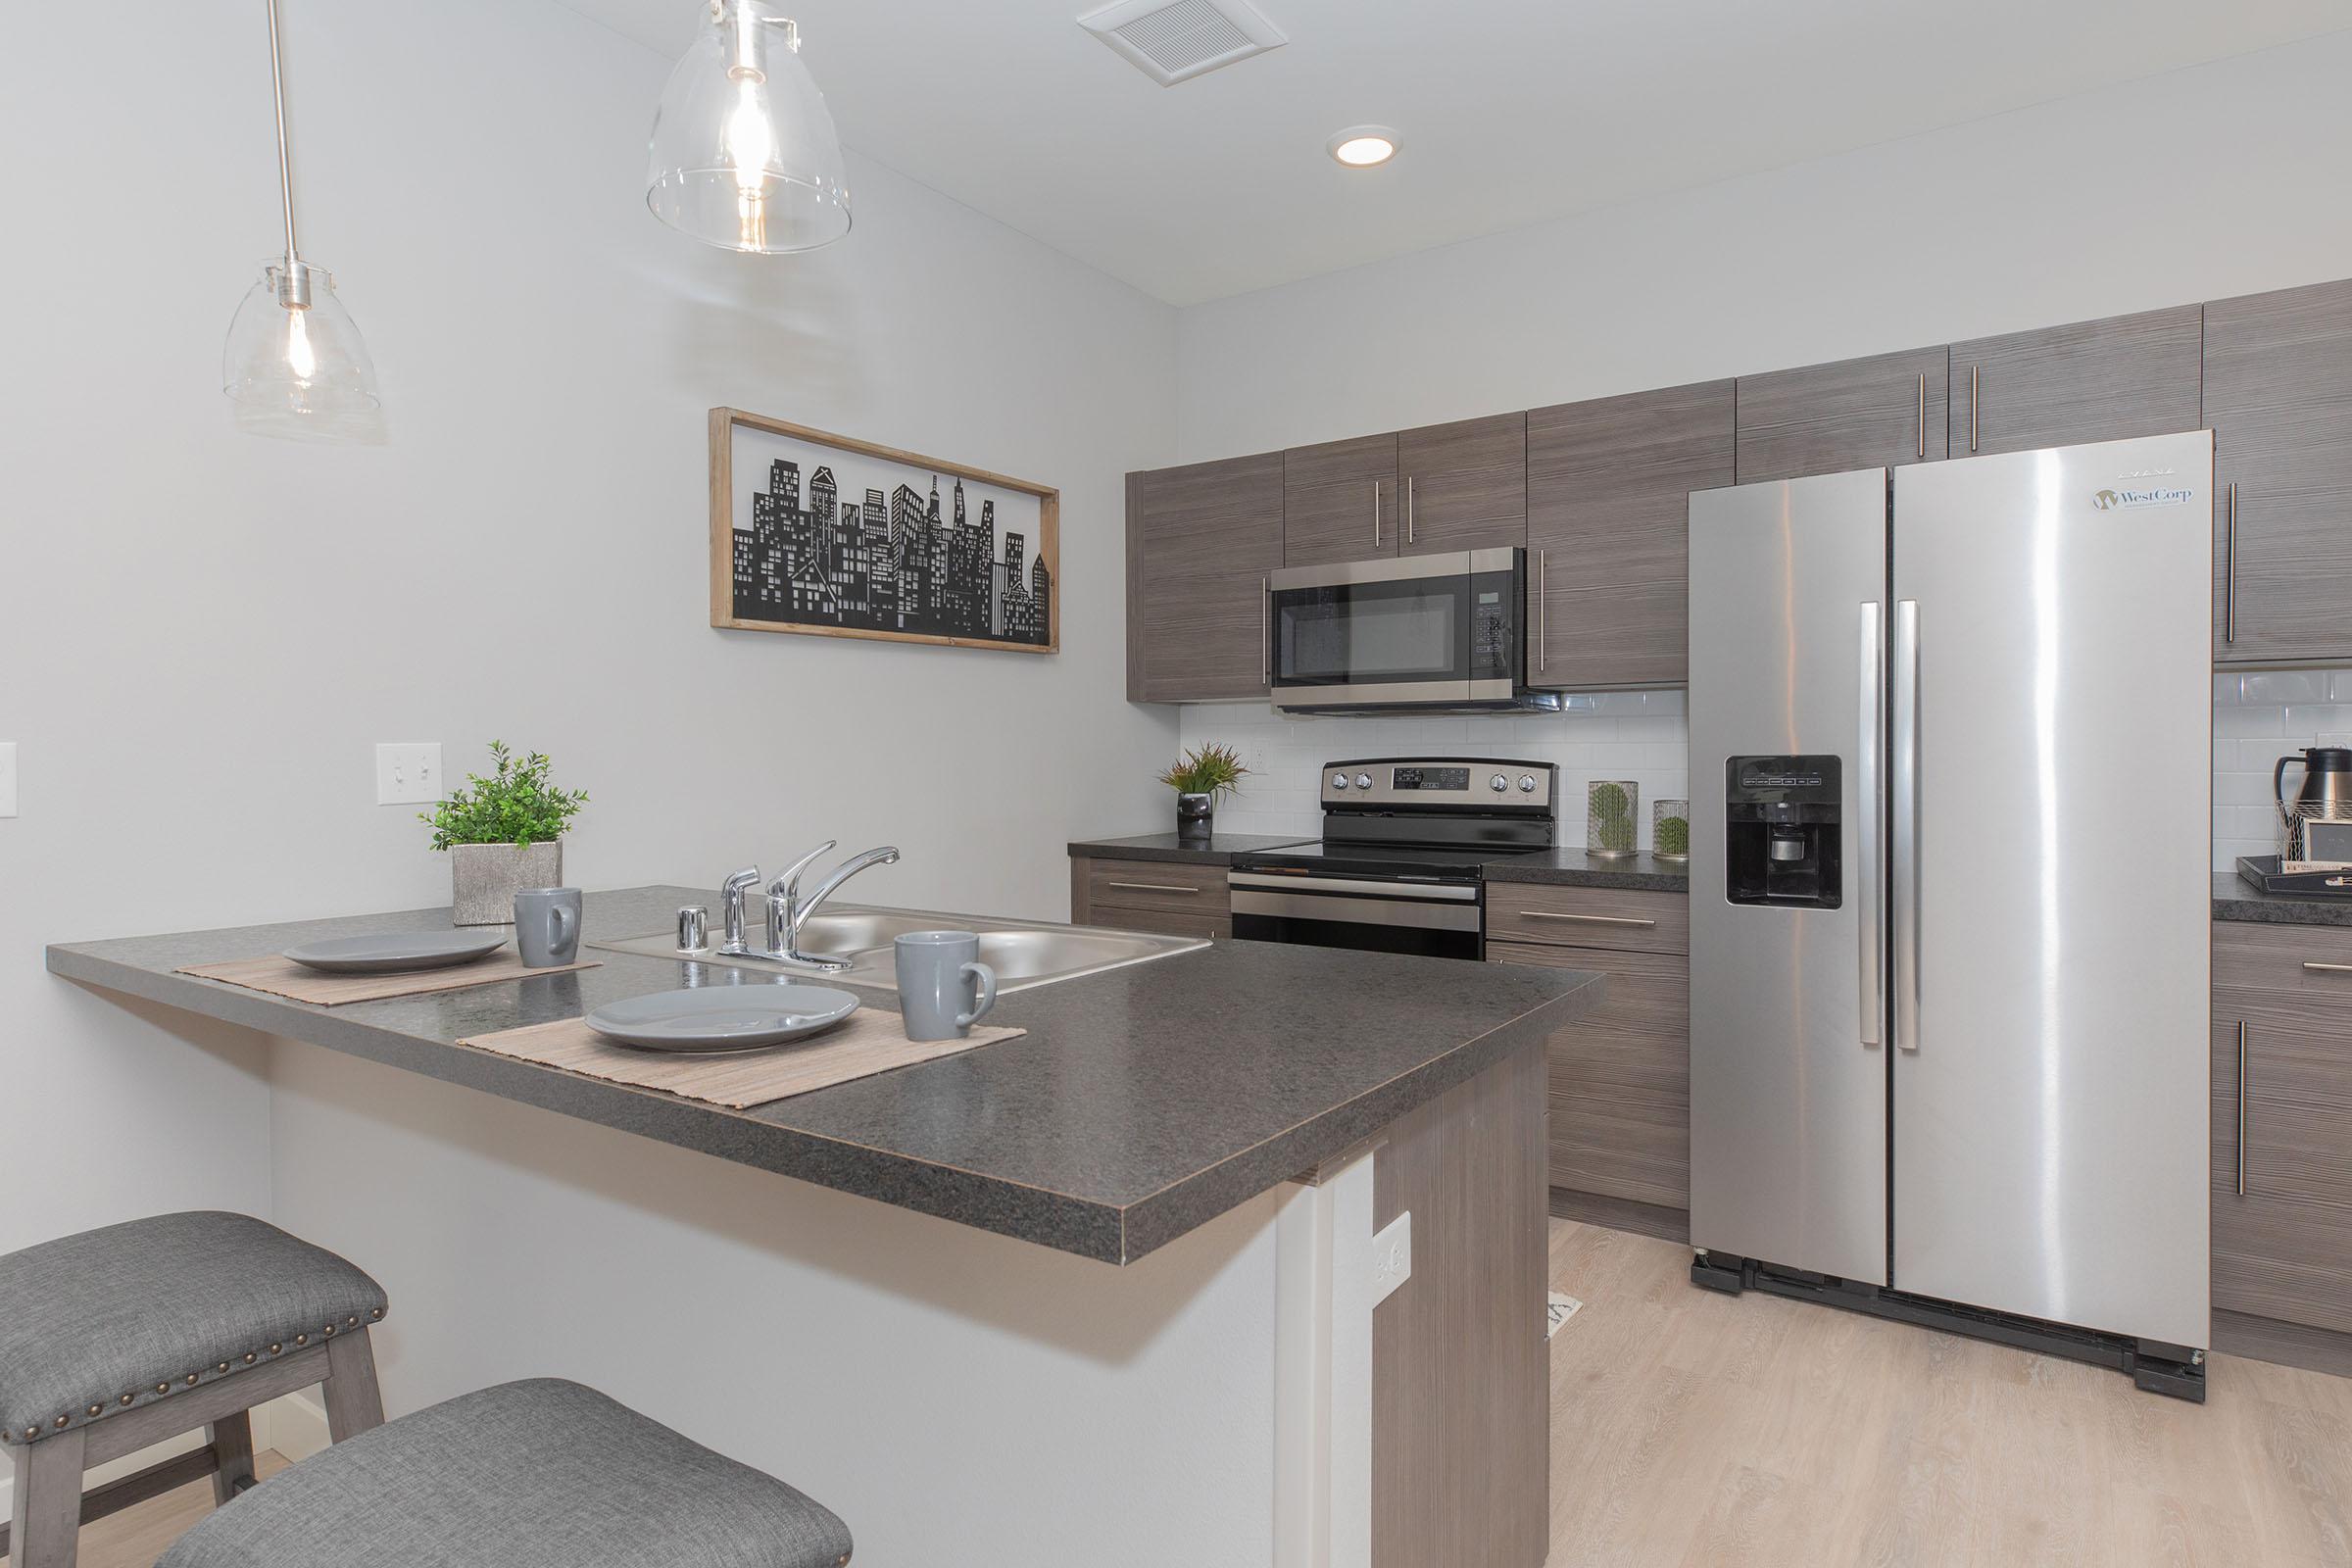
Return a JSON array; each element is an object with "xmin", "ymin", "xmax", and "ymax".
[
  {"xmin": 1159, "ymin": 743, "xmax": 1250, "ymax": 841},
  {"xmin": 422, "ymin": 742, "xmax": 589, "ymax": 924},
  {"xmin": 1588, "ymin": 779, "xmax": 1638, "ymax": 859}
]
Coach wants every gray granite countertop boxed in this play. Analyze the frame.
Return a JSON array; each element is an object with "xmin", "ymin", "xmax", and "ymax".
[
  {"xmin": 2211, "ymin": 870, "xmax": 2352, "ymax": 927},
  {"xmin": 1483, "ymin": 850, "xmax": 1692, "ymax": 892},
  {"xmin": 47, "ymin": 886, "xmax": 1599, "ymax": 1266},
  {"xmin": 1068, "ymin": 832, "xmax": 1316, "ymax": 864}
]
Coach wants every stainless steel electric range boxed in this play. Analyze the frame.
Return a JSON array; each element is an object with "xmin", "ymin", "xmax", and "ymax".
[{"xmin": 1228, "ymin": 758, "xmax": 1559, "ymax": 960}]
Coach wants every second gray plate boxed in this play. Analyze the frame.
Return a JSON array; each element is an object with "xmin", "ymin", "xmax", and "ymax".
[
  {"xmin": 283, "ymin": 930, "xmax": 509, "ymax": 974},
  {"xmin": 585, "ymin": 984, "xmax": 861, "ymax": 1054}
]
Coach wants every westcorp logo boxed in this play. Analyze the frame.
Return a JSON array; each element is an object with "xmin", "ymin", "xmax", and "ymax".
[{"xmin": 2092, "ymin": 485, "xmax": 2194, "ymax": 511}]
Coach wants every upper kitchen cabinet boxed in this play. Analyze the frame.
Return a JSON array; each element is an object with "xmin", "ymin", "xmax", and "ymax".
[
  {"xmin": 1527, "ymin": 380, "xmax": 1734, "ymax": 688},
  {"xmin": 1396, "ymin": 412, "xmax": 1528, "ymax": 556},
  {"xmin": 1127, "ymin": 453, "xmax": 1285, "ymax": 702},
  {"xmin": 1283, "ymin": 433, "xmax": 1397, "ymax": 566},
  {"xmin": 2207, "ymin": 277, "xmax": 2352, "ymax": 665},
  {"xmin": 1946, "ymin": 305, "xmax": 2204, "ymax": 458},
  {"xmin": 1735, "ymin": 345, "xmax": 1949, "ymax": 483}
]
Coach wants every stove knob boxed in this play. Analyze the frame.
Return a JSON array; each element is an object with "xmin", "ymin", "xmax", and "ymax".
[
  {"xmin": 1518, "ymin": 774, "xmax": 1538, "ymax": 794},
  {"xmin": 1490, "ymin": 773, "xmax": 1509, "ymax": 792},
  {"xmin": 1354, "ymin": 772, "xmax": 1374, "ymax": 791},
  {"xmin": 1330, "ymin": 772, "xmax": 1349, "ymax": 791}
]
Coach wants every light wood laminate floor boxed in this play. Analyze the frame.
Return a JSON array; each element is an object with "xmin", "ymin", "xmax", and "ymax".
[{"xmin": 27, "ymin": 1221, "xmax": 2352, "ymax": 1568}]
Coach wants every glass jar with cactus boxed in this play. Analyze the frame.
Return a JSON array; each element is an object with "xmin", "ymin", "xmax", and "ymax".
[
  {"xmin": 1653, "ymin": 799, "xmax": 1690, "ymax": 861},
  {"xmin": 1587, "ymin": 779, "xmax": 1639, "ymax": 859},
  {"xmin": 1159, "ymin": 743, "xmax": 1250, "ymax": 841}
]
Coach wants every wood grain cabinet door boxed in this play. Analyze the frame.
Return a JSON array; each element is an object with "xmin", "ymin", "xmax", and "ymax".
[
  {"xmin": 1126, "ymin": 454, "xmax": 1284, "ymax": 702},
  {"xmin": 1283, "ymin": 433, "xmax": 1397, "ymax": 566},
  {"xmin": 2206, "ymin": 278, "xmax": 2352, "ymax": 664},
  {"xmin": 1396, "ymin": 412, "xmax": 1528, "ymax": 557},
  {"xmin": 1735, "ymin": 345, "xmax": 1950, "ymax": 483},
  {"xmin": 1947, "ymin": 305, "xmax": 2204, "ymax": 458},
  {"xmin": 2212, "ymin": 995, "xmax": 2352, "ymax": 1335},
  {"xmin": 1526, "ymin": 380, "xmax": 1734, "ymax": 688}
]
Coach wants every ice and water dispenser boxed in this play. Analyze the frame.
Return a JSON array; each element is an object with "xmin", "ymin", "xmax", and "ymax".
[{"xmin": 1724, "ymin": 757, "xmax": 1842, "ymax": 908}]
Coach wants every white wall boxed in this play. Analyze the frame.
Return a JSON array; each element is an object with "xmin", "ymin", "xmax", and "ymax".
[
  {"xmin": 0, "ymin": 0, "xmax": 1178, "ymax": 1257},
  {"xmin": 1176, "ymin": 33, "xmax": 2352, "ymax": 866}
]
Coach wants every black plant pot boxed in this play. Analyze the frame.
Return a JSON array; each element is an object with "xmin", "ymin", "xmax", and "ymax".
[{"xmin": 1175, "ymin": 792, "xmax": 1214, "ymax": 842}]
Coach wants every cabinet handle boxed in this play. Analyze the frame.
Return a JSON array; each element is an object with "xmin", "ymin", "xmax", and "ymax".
[
  {"xmin": 2302, "ymin": 960, "xmax": 2352, "ymax": 973},
  {"xmin": 1916, "ymin": 372, "xmax": 1927, "ymax": 460},
  {"xmin": 2224, "ymin": 484, "xmax": 2238, "ymax": 646},
  {"xmin": 1969, "ymin": 365, "xmax": 1980, "ymax": 453},
  {"xmin": 1406, "ymin": 475, "xmax": 1416, "ymax": 546},
  {"xmin": 1519, "ymin": 910, "xmax": 1655, "ymax": 929},
  {"xmin": 2235, "ymin": 1020, "xmax": 2248, "ymax": 1197},
  {"xmin": 1372, "ymin": 480, "xmax": 1382, "ymax": 550},
  {"xmin": 1537, "ymin": 549, "xmax": 1548, "ymax": 674},
  {"xmin": 1260, "ymin": 575, "xmax": 1270, "ymax": 685},
  {"xmin": 1106, "ymin": 881, "xmax": 1200, "ymax": 895}
]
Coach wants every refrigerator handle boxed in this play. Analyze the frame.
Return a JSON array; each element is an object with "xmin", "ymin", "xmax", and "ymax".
[
  {"xmin": 1858, "ymin": 601, "xmax": 1884, "ymax": 1048},
  {"xmin": 1890, "ymin": 599, "xmax": 1921, "ymax": 1054}
]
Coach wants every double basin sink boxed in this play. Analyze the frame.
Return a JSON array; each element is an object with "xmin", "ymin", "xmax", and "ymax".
[{"xmin": 592, "ymin": 904, "xmax": 1209, "ymax": 994}]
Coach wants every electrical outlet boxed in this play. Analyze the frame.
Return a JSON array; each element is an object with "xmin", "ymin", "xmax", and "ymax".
[
  {"xmin": 0, "ymin": 742, "xmax": 16, "ymax": 817},
  {"xmin": 375, "ymin": 743, "xmax": 443, "ymax": 806},
  {"xmin": 1369, "ymin": 1210, "xmax": 1412, "ymax": 1306}
]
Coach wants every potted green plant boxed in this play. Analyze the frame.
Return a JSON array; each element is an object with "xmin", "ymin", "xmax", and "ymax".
[
  {"xmin": 1158, "ymin": 743, "xmax": 1250, "ymax": 842},
  {"xmin": 1587, "ymin": 779, "xmax": 1638, "ymax": 859},
  {"xmin": 1653, "ymin": 799, "xmax": 1690, "ymax": 862},
  {"xmin": 421, "ymin": 742, "xmax": 589, "ymax": 925}
]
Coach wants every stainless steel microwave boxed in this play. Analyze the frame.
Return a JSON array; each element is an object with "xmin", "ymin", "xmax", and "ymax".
[{"xmin": 1267, "ymin": 547, "xmax": 1561, "ymax": 713}]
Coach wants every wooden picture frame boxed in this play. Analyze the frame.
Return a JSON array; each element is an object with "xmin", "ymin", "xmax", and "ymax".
[{"xmin": 710, "ymin": 408, "xmax": 1059, "ymax": 655}]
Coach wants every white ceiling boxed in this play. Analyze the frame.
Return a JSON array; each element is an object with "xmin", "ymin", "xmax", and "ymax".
[{"xmin": 554, "ymin": 0, "xmax": 2352, "ymax": 306}]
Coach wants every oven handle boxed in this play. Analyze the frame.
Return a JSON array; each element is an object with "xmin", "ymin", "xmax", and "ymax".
[{"xmin": 1228, "ymin": 871, "xmax": 1481, "ymax": 901}]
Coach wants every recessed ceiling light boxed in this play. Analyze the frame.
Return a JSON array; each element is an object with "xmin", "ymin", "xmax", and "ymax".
[{"xmin": 1327, "ymin": 126, "xmax": 1398, "ymax": 168}]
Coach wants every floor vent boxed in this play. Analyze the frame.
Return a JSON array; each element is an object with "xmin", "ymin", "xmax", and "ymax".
[{"xmin": 1078, "ymin": 0, "xmax": 1287, "ymax": 86}]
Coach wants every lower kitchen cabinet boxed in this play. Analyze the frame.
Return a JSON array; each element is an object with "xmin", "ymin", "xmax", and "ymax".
[
  {"xmin": 1070, "ymin": 857, "xmax": 1234, "ymax": 938},
  {"xmin": 2212, "ymin": 986, "xmax": 2352, "ymax": 1339}
]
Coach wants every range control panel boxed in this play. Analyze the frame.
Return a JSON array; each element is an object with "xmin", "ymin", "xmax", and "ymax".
[{"xmin": 1320, "ymin": 758, "xmax": 1556, "ymax": 809}]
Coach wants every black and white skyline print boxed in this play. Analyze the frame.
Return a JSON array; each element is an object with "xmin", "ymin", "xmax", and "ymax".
[{"xmin": 729, "ymin": 427, "xmax": 1051, "ymax": 646}]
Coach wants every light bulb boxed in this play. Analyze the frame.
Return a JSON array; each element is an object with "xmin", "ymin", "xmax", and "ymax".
[
  {"xmin": 284, "ymin": 307, "xmax": 317, "ymax": 382},
  {"xmin": 726, "ymin": 77, "xmax": 771, "ymax": 250}
]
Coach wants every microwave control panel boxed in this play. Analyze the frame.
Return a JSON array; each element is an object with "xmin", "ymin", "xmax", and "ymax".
[{"xmin": 1469, "ymin": 566, "xmax": 1520, "ymax": 680}]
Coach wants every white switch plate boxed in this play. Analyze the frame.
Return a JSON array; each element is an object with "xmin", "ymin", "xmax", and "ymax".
[
  {"xmin": 375, "ymin": 743, "xmax": 443, "ymax": 806},
  {"xmin": 1369, "ymin": 1210, "xmax": 1411, "ymax": 1306},
  {"xmin": 0, "ymin": 743, "xmax": 16, "ymax": 817}
]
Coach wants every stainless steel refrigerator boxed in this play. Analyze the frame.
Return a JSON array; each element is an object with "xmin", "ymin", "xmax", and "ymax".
[{"xmin": 1687, "ymin": 431, "xmax": 2213, "ymax": 1391}]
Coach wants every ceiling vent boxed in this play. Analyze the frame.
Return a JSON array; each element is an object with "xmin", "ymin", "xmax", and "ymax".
[{"xmin": 1079, "ymin": 0, "xmax": 1287, "ymax": 86}]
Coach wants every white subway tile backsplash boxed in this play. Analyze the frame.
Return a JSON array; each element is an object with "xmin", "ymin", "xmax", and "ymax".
[{"xmin": 2236, "ymin": 671, "xmax": 2332, "ymax": 707}]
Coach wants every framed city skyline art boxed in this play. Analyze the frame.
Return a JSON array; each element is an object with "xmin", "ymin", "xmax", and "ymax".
[{"xmin": 709, "ymin": 408, "xmax": 1059, "ymax": 656}]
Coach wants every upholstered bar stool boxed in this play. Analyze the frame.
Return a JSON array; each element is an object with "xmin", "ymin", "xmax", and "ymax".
[
  {"xmin": 155, "ymin": 1379, "xmax": 853, "ymax": 1568},
  {"xmin": 0, "ymin": 1211, "xmax": 389, "ymax": 1568}
]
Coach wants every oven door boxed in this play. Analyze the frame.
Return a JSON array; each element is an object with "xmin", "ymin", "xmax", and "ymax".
[
  {"xmin": 1268, "ymin": 549, "xmax": 1523, "ymax": 710},
  {"xmin": 1227, "ymin": 871, "xmax": 1485, "ymax": 960}
]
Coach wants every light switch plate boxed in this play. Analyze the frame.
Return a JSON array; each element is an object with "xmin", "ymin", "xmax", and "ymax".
[
  {"xmin": 1369, "ymin": 1210, "xmax": 1411, "ymax": 1306},
  {"xmin": 375, "ymin": 743, "xmax": 443, "ymax": 806},
  {"xmin": 0, "ymin": 742, "xmax": 16, "ymax": 817}
]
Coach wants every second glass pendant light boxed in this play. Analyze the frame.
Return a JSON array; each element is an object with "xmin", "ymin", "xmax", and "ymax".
[{"xmin": 646, "ymin": 1, "xmax": 852, "ymax": 254}]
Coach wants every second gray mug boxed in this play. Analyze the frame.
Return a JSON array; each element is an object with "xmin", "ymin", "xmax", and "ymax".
[
  {"xmin": 514, "ymin": 887, "xmax": 583, "ymax": 968},
  {"xmin": 894, "ymin": 931, "xmax": 998, "ymax": 1041}
]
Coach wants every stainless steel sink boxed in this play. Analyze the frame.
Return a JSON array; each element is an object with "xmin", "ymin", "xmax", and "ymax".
[{"xmin": 590, "ymin": 903, "xmax": 1209, "ymax": 993}]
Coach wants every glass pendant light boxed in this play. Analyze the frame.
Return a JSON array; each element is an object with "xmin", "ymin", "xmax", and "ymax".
[
  {"xmin": 646, "ymin": 1, "xmax": 852, "ymax": 254},
  {"xmin": 222, "ymin": 0, "xmax": 382, "ymax": 440}
]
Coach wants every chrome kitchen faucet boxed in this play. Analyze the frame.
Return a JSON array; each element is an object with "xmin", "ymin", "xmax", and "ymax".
[{"xmin": 716, "ymin": 842, "xmax": 902, "ymax": 970}]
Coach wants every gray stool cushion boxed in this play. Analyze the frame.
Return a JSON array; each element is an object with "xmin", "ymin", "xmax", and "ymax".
[
  {"xmin": 0, "ymin": 1211, "xmax": 387, "ymax": 1446},
  {"xmin": 156, "ymin": 1379, "xmax": 854, "ymax": 1568}
]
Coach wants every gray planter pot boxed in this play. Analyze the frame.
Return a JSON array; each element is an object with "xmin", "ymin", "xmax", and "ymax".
[
  {"xmin": 450, "ymin": 841, "xmax": 564, "ymax": 926},
  {"xmin": 1175, "ymin": 792, "xmax": 1215, "ymax": 842}
]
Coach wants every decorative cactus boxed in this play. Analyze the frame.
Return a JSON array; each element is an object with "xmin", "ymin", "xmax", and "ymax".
[
  {"xmin": 1588, "ymin": 781, "xmax": 1637, "ymax": 856},
  {"xmin": 1655, "ymin": 814, "xmax": 1690, "ymax": 858}
]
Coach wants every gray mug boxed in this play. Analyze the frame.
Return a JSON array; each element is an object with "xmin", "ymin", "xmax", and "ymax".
[
  {"xmin": 894, "ymin": 931, "xmax": 998, "ymax": 1042},
  {"xmin": 513, "ymin": 887, "xmax": 583, "ymax": 968}
]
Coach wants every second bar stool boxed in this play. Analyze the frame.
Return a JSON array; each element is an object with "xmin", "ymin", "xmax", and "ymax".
[{"xmin": 0, "ymin": 1210, "xmax": 389, "ymax": 1568}]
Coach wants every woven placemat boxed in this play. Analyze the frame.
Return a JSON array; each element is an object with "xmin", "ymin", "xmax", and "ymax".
[
  {"xmin": 457, "ymin": 1007, "xmax": 1025, "ymax": 1109},
  {"xmin": 178, "ymin": 951, "xmax": 600, "ymax": 1006}
]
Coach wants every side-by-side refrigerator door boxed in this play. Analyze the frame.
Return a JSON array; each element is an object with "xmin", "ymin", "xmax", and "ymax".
[
  {"xmin": 1689, "ymin": 467, "xmax": 1890, "ymax": 1285},
  {"xmin": 1889, "ymin": 433, "xmax": 2212, "ymax": 1350}
]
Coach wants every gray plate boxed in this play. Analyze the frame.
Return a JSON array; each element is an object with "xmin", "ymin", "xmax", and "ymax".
[
  {"xmin": 586, "ymin": 984, "xmax": 861, "ymax": 1054},
  {"xmin": 282, "ymin": 930, "xmax": 510, "ymax": 974}
]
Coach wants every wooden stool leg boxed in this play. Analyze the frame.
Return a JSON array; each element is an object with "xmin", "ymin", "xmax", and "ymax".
[
  {"xmin": 210, "ymin": 1409, "xmax": 257, "ymax": 1505},
  {"xmin": 12, "ymin": 1429, "xmax": 88, "ymax": 1568},
  {"xmin": 320, "ymin": 1329, "xmax": 385, "ymax": 1441}
]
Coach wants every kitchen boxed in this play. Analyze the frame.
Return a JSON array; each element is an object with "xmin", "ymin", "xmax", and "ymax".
[{"xmin": 6, "ymin": 2, "xmax": 2352, "ymax": 1567}]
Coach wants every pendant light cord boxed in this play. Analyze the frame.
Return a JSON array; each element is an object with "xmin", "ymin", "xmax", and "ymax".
[{"xmin": 266, "ymin": 0, "xmax": 315, "ymax": 309}]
